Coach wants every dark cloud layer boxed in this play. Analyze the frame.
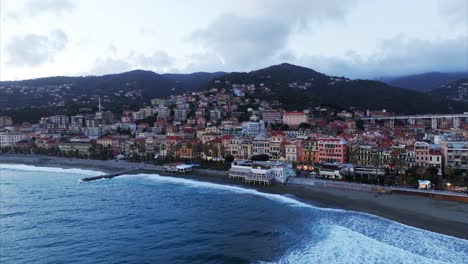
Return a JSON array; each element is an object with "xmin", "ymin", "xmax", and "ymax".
[
  {"xmin": 291, "ymin": 35, "xmax": 468, "ymax": 78},
  {"xmin": 190, "ymin": 0, "xmax": 357, "ymax": 70}
]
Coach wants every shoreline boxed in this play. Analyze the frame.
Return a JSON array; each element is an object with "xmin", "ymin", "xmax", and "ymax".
[{"xmin": 1, "ymin": 154, "xmax": 467, "ymax": 240}]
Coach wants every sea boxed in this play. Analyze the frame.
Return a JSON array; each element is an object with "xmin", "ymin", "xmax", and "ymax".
[{"xmin": 1, "ymin": 164, "xmax": 467, "ymax": 264}]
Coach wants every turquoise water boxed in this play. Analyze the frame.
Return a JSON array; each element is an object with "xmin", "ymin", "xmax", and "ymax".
[{"xmin": 1, "ymin": 164, "xmax": 467, "ymax": 263}]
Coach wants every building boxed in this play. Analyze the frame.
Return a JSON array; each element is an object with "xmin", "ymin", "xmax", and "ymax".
[
  {"xmin": 58, "ymin": 142, "xmax": 93, "ymax": 155},
  {"xmin": 440, "ymin": 141, "xmax": 468, "ymax": 174},
  {"xmin": 0, "ymin": 116, "xmax": 13, "ymax": 127},
  {"xmin": 300, "ymin": 139, "xmax": 319, "ymax": 164},
  {"xmin": 317, "ymin": 138, "xmax": 347, "ymax": 164},
  {"xmin": 414, "ymin": 141, "xmax": 442, "ymax": 175},
  {"xmin": 156, "ymin": 106, "xmax": 171, "ymax": 120},
  {"xmin": 252, "ymin": 135, "xmax": 270, "ymax": 157},
  {"xmin": 174, "ymin": 108, "xmax": 187, "ymax": 122},
  {"xmin": 229, "ymin": 160, "xmax": 296, "ymax": 184},
  {"xmin": 355, "ymin": 143, "xmax": 378, "ymax": 166},
  {"xmin": 210, "ymin": 109, "xmax": 222, "ymax": 122},
  {"xmin": 0, "ymin": 132, "xmax": 27, "ymax": 148},
  {"xmin": 50, "ymin": 115, "xmax": 70, "ymax": 128},
  {"xmin": 317, "ymin": 163, "xmax": 344, "ymax": 180},
  {"xmin": 241, "ymin": 121, "xmax": 266, "ymax": 138},
  {"xmin": 285, "ymin": 141, "xmax": 301, "ymax": 163},
  {"xmin": 283, "ymin": 111, "xmax": 307, "ymax": 127},
  {"xmin": 262, "ymin": 110, "xmax": 283, "ymax": 124}
]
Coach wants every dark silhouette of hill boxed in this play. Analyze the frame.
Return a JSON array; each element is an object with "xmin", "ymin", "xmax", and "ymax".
[
  {"xmin": 207, "ymin": 63, "xmax": 467, "ymax": 114},
  {"xmin": 380, "ymin": 72, "xmax": 468, "ymax": 92}
]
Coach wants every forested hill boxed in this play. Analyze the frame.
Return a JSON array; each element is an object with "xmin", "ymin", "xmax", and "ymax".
[{"xmin": 207, "ymin": 63, "xmax": 468, "ymax": 114}]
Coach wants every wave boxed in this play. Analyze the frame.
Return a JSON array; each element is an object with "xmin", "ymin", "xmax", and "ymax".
[
  {"xmin": 118, "ymin": 173, "xmax": 343, "ymax": 212},
  {"xmin": 275, "ymin": 225, "xmax": 451, "ymax": 264},
  {"xmin": 0, "ymin": 164, "xmax": 103, "ymax": 176},
  {"xmin": 118, "ymin": 173, "xmax": 468, "ymax": 263}
]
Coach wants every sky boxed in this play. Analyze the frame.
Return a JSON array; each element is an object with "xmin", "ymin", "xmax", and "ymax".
[{"xmin": 0, "ymin": 0, "xmax": 467, "ymax": 81}]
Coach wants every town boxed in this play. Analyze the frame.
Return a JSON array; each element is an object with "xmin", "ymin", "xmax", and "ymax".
[{"xmin": 0, "ymin": 83, "xmax": 467, "ymax": 192}]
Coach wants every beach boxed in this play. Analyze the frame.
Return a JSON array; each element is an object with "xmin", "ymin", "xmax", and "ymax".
[{"xmin": 1, "ymin": 154, "xmax": 467, "ymax": 240}]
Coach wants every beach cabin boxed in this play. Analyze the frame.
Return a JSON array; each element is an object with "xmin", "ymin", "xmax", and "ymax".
[
  {"xmin": 229, "ymin": 160, "xmax": 296, "ymax": 184},
  {"xmin": 176, "ymin": 164, "xmax": 192, "ymax": 174},
  {"xmin": 164, "ymin": 163, "xmax": 192, "ymax": 174}
]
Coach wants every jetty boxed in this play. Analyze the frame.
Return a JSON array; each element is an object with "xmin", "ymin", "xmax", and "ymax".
[
  {"xmin": 80, "ymin": 169, "xmax": 142, "ymax": 182},
  {"xmin": 80, "ymin": 164, "xmax": 193, "ymax": 182}
]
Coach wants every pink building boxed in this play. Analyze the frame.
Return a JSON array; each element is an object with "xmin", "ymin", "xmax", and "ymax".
[
  {"xmin": 282, "ymin": 111, "xmax": 307, "ymax": 127},
  {"xmin": 414, "ymin": 141, "xmax": 442, "ymax": 175},
  {"xmin": 318, "ymin": 138, "xmax": 347, "ymax": 164}
]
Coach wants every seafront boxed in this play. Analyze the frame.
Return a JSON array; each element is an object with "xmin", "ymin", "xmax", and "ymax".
[{"xmin": 1, "ymin": 154, "xmax": 467, "ymax": 240}]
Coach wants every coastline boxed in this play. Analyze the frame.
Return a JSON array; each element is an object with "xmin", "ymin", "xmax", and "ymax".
[{"xmin": 1, "ymin": 154, "xmax": 467, "ymax": 240}]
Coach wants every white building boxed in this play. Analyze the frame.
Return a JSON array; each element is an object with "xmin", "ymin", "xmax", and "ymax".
[
  {"xmin": 0, "ymin": 132, "xmax": 27, "ymax": 148},
  {"xmin": 229, "ymin": 160, "xmax": 296, "ymax": 184},
  {"xmin": 241, "ymin": 121, "xmax": 266, "ymax": 138}
]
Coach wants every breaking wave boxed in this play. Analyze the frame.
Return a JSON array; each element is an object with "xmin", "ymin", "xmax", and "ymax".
[
  {"xmin": 0, "ymin": 164, "xmax": 103, "ymax": 176},
  {"xmin": 120, "ymin": 173, "xmax": 468, "ymax": 264}
]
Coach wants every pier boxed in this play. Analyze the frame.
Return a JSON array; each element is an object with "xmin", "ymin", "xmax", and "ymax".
[
  {"xmin": 80, "ymin": 169, "xmax": 141, "ymax": 182},
  {"xmin": 80, "ymin": 164, "xmax": 193, "ymax": 182}
]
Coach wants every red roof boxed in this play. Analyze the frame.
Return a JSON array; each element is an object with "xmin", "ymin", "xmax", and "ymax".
[
  {"xmin": 284, "ymin": 111, "xmax": 306, "ymax": 115},
  {"xmin": 166, "ymin": 136, "xmax": 182, "ymax": 141},
  {"xmin": 222, "ymin": 135, "xmax": 234, "ymax": 140},
  {"xmin": 208, "ymin": 138, "xmax": 222, "ymax": 144},
  {"xmin": 73, "ymin": 135, "xmax": 89, "ymax": 139},
  {"xmin": 271, "ymin": 130, "xmax": 285, "ymax": 136},
  {"xmin": 97, "ymin": 136, "xmax": 114, "ymax": 140}
]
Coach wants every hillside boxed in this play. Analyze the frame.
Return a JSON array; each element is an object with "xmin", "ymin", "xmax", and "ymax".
[
  {"xmin": 381, "ymin": 72, "xmax": 468, "ymax": 92},
  {"xmin": 429, "ymin": 78, "xmax": 468, "ymax": 103},
  {"xmin": 163, "ymin": 72, "xmax": 226, "ymax": 91},
  {"xmin": 0, "ymin": 70, "xmax": 223, "ymax": 110},
  {"xmin": 208, "ymin": 63, "xmax": 468, "ymax": 114},
  {"xmin": 1, "ymin": 64, "xmax": 466, "ymax": 122}
]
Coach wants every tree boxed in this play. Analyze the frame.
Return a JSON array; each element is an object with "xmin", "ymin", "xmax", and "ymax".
[
  {"xmin": 355, "ymin": 119, "xmax": 364, "ymax": 130},
  {"xmin": 298, "ymin": 122, "xmax": 311, "ymax": 129},
  {"xmin": 224, "ymin": 154, "xmax": 234, "ymax": 163},
  {"xmin": 251, "ymin": 154, "xmax": 269, "ymax": 161}
]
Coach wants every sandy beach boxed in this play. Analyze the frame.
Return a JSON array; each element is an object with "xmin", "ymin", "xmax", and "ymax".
[{"xmin": 1, "ymin": 154, "xmax": 467, "ymax": 240}]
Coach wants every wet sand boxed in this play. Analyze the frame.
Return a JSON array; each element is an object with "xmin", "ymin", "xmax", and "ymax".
[{"xmin": 1, "ymin": 154, "xmax": 467, "ymax": 240}]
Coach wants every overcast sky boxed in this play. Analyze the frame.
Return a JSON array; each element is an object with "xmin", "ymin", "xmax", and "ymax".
[{"xmin": 0, "ymin": 0, "xmax": 467, "ymax": 80}]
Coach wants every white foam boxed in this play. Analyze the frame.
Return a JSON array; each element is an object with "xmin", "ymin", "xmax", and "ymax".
[
  {"xmin": 275, "ymin": 225, "xmax": 452, "ymax": 264},
  {"xmin": 121, "ymin": 173, "xmax": 468, "ymax": 263},
  {"xmin": 0, "ymin": 164, "xmax": 103, "ymax": 176},
  {"xmin": 118, "ymin": 173, "xmax": 344, "ymax": 212}
]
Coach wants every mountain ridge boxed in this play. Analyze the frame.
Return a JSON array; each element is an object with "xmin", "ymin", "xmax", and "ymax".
[{"xmin": 1, "ymin": 63, "xmax": 467, "ymax": 117}]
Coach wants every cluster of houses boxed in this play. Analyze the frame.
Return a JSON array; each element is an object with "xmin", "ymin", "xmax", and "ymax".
[{"xmin": 0, "ymin": 84, "xmax": 467, "ymax": 184}]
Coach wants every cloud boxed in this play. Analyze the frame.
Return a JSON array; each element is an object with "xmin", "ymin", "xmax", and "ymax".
[
  {"xmin": 291, "ymin": 35, "xmax": 468, "ymax": 78},
  {"xmin": 182, "ymin": 53, "xmax": 225, "ymax": 73},
  {"xmin": 191, "ymin": 14, "xmax": 290, "ymax": 68},
  {"xmin": 240, "ymin": 0, "xmax": 356, "ymax": 26},
  {"xmin": 133, "ymin": 51, "xmax": 174, "ymax": 69},
  {"xmin": 87, "ymin": 49, "xmax": 175, "ymax": 75},
  {"xmin": 26, "ymin": 0, "xmax": 74, "ymax": 16},
  {"xmin": 5, "ymin": 29, "xmax": 68, "ymax": 67},
  {"xmin": 190, "ymin": 0, "xmax": 357, "ymax": 69},
  {"xmin": 438, "ymin": 0, "xmax": 468, "ymax": 25},
  {"xmin": 88, "ymin": 58, "xmax": 132, "ymax": 76}
]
